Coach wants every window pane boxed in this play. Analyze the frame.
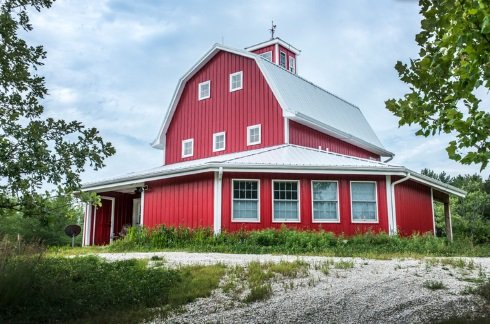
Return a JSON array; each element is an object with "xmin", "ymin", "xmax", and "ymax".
[
  {"xmin": 352, "ymin": 182, "xmax": 375, "ymax": 201},
  {"xmin": 313, "ymin": 182, "xmax": 337, "ymax": 201},
  {"xmin": 233, "ymin": 181, "xmax": 259, "ymax": 220},
  {"xmin": 313, "ymin": 202, "xmax": 338, "ymax": 220},
  {"xmin": 352, "ymin": 202, "xmax": 376, "ymax": 220},
  {"xmin": 274, "ymin": 201, "xmax": 298, "ymax": 220}
]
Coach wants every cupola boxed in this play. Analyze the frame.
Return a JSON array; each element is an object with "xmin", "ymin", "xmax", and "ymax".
[{"xmin": 245, "ymin": 37, "xmax": 301, "ymax": 74}]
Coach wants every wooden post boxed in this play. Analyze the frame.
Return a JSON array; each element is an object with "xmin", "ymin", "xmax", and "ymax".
[{"xmin": 444, "ymin": 202, "xmax": 453, "ymax": 242}]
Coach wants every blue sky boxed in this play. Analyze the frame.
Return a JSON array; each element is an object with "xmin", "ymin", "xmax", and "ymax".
[{"xmin": 25, "ymin": 0, "xmax": 489, "ymax": 182}]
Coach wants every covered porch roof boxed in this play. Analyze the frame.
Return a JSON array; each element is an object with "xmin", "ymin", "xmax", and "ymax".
[{"xmin": 82, "ymin": 144, "xmax": 466, "ymax": 197}]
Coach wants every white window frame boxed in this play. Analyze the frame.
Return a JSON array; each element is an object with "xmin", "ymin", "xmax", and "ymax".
[
  {"xmin": 213, "ymin": 131, "xmax": 226, "ymax": 152},
  {"xmin": 181, "ymin": 138, "xmax": 194, "ymax": 158},
  {"xmin": 231, "ymin": 179, "xmax": 261, "ymax": 223},
  {"xmin": 289, "ymin": 56, "xmax": 296, "ymax": 73},
  {"xmin": 279, "ymin": 51, "xmax": 286, "ymax": 68},
  {"xmin": 247, "ymin": 124, "xmax": 261, "ymax": 146},
  {"xmin": 229, "ymin": 71, "xmax": 243, "ymax": 92},
  {"xmin": 272, "ymin": 180, "xmax": 301, "ymax": 223},
  {"xmin": 260, "ymin": 51, "xmax": 272, "ymax": 62},
  {"xmin": 311, "ymin": 180, "xmax": 340, "ymax": 223},
  {"xmin": 198, "ymin": 80, "xmax": 210, "ymax": 100},
  {"xmin": 350, "ymin": 181, "xmax": 378, "ymax": 224}
]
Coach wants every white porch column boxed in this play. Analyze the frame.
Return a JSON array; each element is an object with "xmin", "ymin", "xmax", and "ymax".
[
  {"xmin": 213, "ymin": 168, "xmax": 223, "ymax": 234},
  {"xmin": 385, "ymin": 175, "xmax": 394, "ymax": 235},
  {"xmin": 140, "ymin": 189, "xmax": 145, "ymax": 226}
]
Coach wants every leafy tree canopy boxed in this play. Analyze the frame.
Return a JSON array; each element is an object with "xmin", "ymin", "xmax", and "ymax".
[
  {"xmin": 0, "ymin": 0, "xmax": 115, "ymax": 213},
  {"xmin": 386, "ymin": 0, "xmax": 490, "ymax": 170}
]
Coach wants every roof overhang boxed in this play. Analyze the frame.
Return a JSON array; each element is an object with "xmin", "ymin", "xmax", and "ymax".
[
  {"xmin": 244, "ymin": 37, "xmax": 301, "ymax": 55},
  {"xmin": 82, "ymin": 163, "xmax": 465, "ymax": 198},
  {"xmin": 289, "ymin": 113, "xmax": 394, "ymax": 158}
]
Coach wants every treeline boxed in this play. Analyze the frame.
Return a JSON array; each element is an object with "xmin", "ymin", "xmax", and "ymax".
[{"xmin": 421, "ymin": 168, "xmax": 490, "ymax": 243}]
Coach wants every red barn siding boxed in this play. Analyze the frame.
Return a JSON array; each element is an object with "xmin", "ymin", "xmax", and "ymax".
[
  {"xmin": 251, "ymin": 45, "xmax": 276, "ymax": 62},
  {"xmin": 221, "ymin": 173, "xmax": 388, "ymax": 235},
  {"xmin": 278, "ymin": 45, "xmax": 296, "ymax": 71},
  {"xmin": 143, "ymin": 173, "xmax": 214, "ymax": 229},
  {"xmin": 289, "ymin": 120, "xmax": 380, "ymax": 160},
  {"xmin": 394, "ymin": 180, "xmax": 434, "ymax": 236},
  {"xmin": 165, "ymin": 51, "xmax": 284, "ymax": 164}
]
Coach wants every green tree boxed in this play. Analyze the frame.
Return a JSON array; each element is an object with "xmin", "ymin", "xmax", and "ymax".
[
  {"xmin": 386, "ymin": 0, "xmax": 490, "ymax": 170},
  {"xmin": 0, "ymin": 0, "xmax": 115, "ymax": 214}
]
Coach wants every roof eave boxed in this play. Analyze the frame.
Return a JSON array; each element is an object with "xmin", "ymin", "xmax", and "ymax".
[{"xmin": 289, "ymin": 114, "xmax": 394, "ymax": 158}]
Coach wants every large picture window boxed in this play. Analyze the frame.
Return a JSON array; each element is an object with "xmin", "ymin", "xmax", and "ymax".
[
  {"xmin": 273, "ymin": 180, "xmax": 300, "ymax": 222},
  {"xmin": 232, "ymin": 180, "xmax": 259, "ymax": 222},
  {"xmin": 351, "ymin": 181, "xmax": 378, "ymax": 222},
  {"xmin": 312, "ymin": 181, "xmax": 339, "ymax": 222}
]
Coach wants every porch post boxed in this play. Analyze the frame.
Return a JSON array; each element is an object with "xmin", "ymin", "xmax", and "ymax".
[
  {"xmin": 213, "ymin": 167, "xmax": 223, "ymax": 234},
  {"xmin": 444, "ymin": 201, "xmax": 453, "ymax": 242}
]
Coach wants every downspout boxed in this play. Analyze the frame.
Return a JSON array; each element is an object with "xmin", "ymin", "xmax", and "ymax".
[
  {"xmin": 383, "ymin": 155, "xmax": 394, "ymax": 163},
  {"xmin": 213, "ymin": 167, "xmax": 223, "ymax": 235},
  {"xmin": 390, "ymin": 172, "xmax": 411, "ymax": 235}
]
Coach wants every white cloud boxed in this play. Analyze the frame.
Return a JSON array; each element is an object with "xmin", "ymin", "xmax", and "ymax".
[{"xmin": 21, "ymin": 0, "xmax": 488, "ymax": 183}]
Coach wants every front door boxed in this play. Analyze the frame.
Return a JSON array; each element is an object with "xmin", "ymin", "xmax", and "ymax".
[{"xmin": 94, "ymin": 199, "xmax": 112, "ymax": 245}]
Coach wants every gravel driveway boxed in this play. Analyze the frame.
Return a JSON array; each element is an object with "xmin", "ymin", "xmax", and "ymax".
[{"xmin": 96, "ymin": 252, "xmax": 490, "ymax": 323}]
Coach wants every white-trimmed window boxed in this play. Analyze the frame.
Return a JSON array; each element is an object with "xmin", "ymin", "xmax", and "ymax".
[
  {"xmin": 312, "ymin": 181, "xmax": 339, "ymax": 222},
  {"xmin": 198, "ymin": 80, "xmax": 210, "ymax": 100},
  {"xmin": 181, "ymin": 138, "xmax": 194, "ymax": 158},
  {"xmin": 351, "ymin": 181, "xmax": 378, "ymax": 222},
  {"xmin": 260, "ymin": 51, "xmax": 272, "ymax": 62},
  {"xmin": 213, "ymin": 132, "xmax": 226, "ymax": 152},
  {"xmin": 229, "ymin": 71, "xmax": 243, "ymax": 92},
  {"xmin": 247, "ymin": 124, "xmax": 261, "ymax": 146},
  {"xmin": 289, "ymin": 56, "xmax": 296, "ymax": 74},
  {"xmin": 232, "ymin": 180, "xmax": 260, "ymax": 222},
  {"xmin": 279, "ymin": 51, "xmax": 286, "ymax": 68},
  {"xmin": 273, "ymin": 180, "xmax": 300, "ymax": 222}
]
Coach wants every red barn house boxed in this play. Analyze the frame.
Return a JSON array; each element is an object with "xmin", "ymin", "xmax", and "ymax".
[{"xmin": 81, "ymin": 38, "xmax": 465, "ymax": 246}]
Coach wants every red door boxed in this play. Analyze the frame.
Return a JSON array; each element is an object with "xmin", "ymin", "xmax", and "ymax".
[{"xmin": 94, "ymin": 199, "xmax": 112, "ymax": 245}]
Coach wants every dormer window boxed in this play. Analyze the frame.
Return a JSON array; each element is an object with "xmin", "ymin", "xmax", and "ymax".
[
  {"xmin": 289, "ymin": 57, "xmax": 296, "ymax": 74},
  {"xmin": 182, "ymin": 138, "xmax": 194, "ymax": 158},
  {"xmin": 198, "ymin": 81, "xmax": 210, "ymax": 100},
  {"xmin": 247, "ymin": 124, "xmax": 261, "ymax": 146},
  {"xmin": 279, "ymin": 51, "xmax": 286, "ymax": 68},
  {"xmin": 229, "ymin": 71, "xmax": 243, "ymax": 92},
  {"xmin": 260, "ymin": 51, "xmax": 272, "ymax": 62},
  {"xmin": 213, "ymin": 132, "xmax": 226, "ymax": 152}
]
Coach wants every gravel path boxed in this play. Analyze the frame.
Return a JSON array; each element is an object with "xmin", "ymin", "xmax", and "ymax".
[{"xmin": 96, "ymin": 252, "xmax": 490, "ymax": 323}]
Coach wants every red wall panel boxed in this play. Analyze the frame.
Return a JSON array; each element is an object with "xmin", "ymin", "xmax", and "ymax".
[
  {"xmin": 277, "ymin": 45, "xmax": 296, "ymax": 71},
  {"xmin": 221, "ymin": 173, "xmax": 388, "ymax": 235},
  {"xmin": 143, "ymin": 173, "xmax": 214, "ymax": 229},
  {"xmin": 289, "ymin": 120, "xmax": 380, "ymax": 160},
  {"xmin": 165, "ymin": 51, "xmax": 284, "ymax": 164},
  {"xmin": 251, "ymin": 45, "xmax": 276, "ymax": 62},
  {"xmin": 394, "ymin": 180, "xmax": 434, "ymax": 236}
]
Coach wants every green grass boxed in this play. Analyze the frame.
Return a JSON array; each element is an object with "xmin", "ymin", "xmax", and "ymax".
[
  {"xmin": 423, "ymin": 280, "xmax": 447, "ymax": 290},
  {"xmin": 334, "ymin": 260, "xmax": 355, "ymax": 269},
  {"xmin": 0, "ymin": 241, "xmax": 225, "ymax": 323},
  {"xmin": 89, "ymin": 226, "xmax": 490, "ymax": 258},
  {"xmin": 221, "ymin": 260, "xmax": 309, "ymax": 303}
]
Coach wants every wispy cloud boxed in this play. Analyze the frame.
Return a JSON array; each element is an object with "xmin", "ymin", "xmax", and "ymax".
[{"xmin": 22, "ymin": 0, "xmax": 488, "ymax": 182}]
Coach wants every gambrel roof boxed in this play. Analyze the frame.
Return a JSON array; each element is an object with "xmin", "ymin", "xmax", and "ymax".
[
  {"xmin": 83, "ymin": 144, "xmax": 464, "ymax": 197},
  {"xmin": 152, "ymin": 44, "xmax": 394, "ymax": 158}
]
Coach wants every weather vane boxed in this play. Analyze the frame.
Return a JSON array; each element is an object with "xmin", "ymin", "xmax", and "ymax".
[{"xmin": 269, "ymin": 20, "xmax": 276, "ymax": 39}]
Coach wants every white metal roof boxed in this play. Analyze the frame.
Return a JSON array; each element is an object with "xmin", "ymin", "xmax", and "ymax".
[
  {"xmin": 82, "ymin": 145, "xmax": 464, "ymax": 197},
  {"xmin": 151, "ymin": 44, "xmax": 393, "ymax": 157}
]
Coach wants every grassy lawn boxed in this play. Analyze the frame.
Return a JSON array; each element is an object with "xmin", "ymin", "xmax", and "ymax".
[
  {"xmin": 50, "ymin": 227, "xmax": 490, "ymax": 259},
  {"xmin": 0, "ymin": 241, "xmax": 226, "ymax": 323}
]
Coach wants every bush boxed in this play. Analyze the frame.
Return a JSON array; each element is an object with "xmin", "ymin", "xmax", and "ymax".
[
  {"xmin": 109, "ymin": 226, "xmax": 490, "ymax": 257},
  {"xmin": 0, "ymin": 238, "xmax": 225, "ymax": 323}
]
